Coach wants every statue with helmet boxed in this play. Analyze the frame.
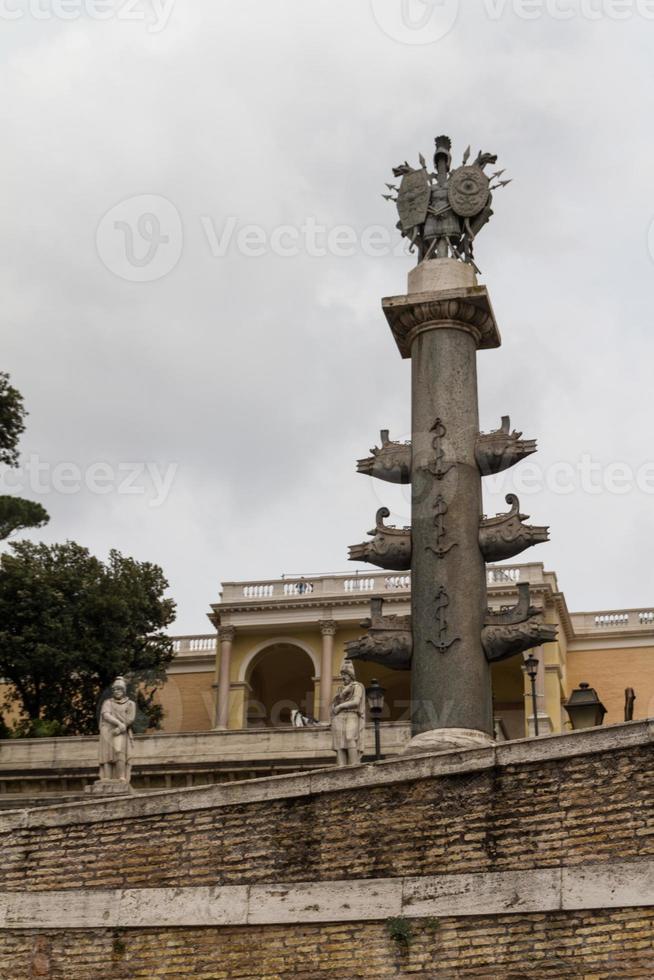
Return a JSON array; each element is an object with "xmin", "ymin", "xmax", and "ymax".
[{"xmin": 384, "ymin": 134, "xmax": 511, "ymax": 271}]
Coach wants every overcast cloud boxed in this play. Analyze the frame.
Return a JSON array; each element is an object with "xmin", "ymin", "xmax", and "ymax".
[{"xmin": 1, "ymin": 0, "xmax": 653, "ymax": 632}]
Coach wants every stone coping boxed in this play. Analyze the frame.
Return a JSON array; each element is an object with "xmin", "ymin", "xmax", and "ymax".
[
  {"xmin": 0, "ymin": 721, "xmax": 411, "ymax": 771},
  {"xmin": 1, "ymin": 860, "xmax": 653, "ymax": 928},
  {"xmin": 0, "ymin": 720, "xmax": 650, "ymax": 833}
]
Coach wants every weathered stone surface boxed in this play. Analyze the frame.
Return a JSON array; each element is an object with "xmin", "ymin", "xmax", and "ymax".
[
  {"xmin": 382, "ymin": 286, "xmax": 501, "ymax": 359},
  {"xmin": 407, "ymin": 256, "xmax": 477, "ymax": 293},
  {"xmin": 4, "ymin": 860, "xmax": 654, "ymax": 929},
  {"xmin": 330, "ymin": 659, "xmax": 366, "ymax": 767},
  {"xmin": 479, "ymin": 494, "xmax": 549, "ymax": 563},
  {"xmin": 84, "ymin": 780, "xmax": 133, "ymax": 798},
  {"xmin": 3, "ymin": 911, "xmax": 654, "ymax": 979},
  {"xmin": 356, "ymin": 430, "xmax": 411, "ymax": 484},
  {"xmin": 403, "ymin": 727, "xmax": 494, "ymax": 756},
  {"xmin": 345, "ymin": 597, "xmax": 412, "ymax": 670},
  {"xmin": 482, "ymin": 617, "xmax": 558, "ymax": 664},
  {"xmin": 409, "ymin": 322, "xmax": 492, "ymax": 736},
  {"xmin": 1, "ymin": 725, "xmax": 653, "ymax": 975},
  {"xmin": 348, "ymin": 508, "xmax": 411, "ymax": 571},
  {"xmin": 476, "ymin": 415, "xmax": 537, "ymax": 475}
]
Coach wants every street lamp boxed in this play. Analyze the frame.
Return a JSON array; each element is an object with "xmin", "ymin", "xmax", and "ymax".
[
  {"xmin": 366, "ymin": 678, "xmax": 386, "ymax": 762},
  {"xmin": 524, "ymin": 653, "xmax": 540, "ymax": 737},
  {"xmin": 564, "ymin": 682, "xmax": 607, "ymax": 731}
]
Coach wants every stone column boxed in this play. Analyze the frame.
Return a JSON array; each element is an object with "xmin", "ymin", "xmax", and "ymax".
[
  {"xmin": 410, "ymin": 321, "xmax": 491, "ymax": 738},
  {"xmin": 383, "ymin": 267, "xmax": 501, "ymax": 747},
  {"xmin": 319, "ymin": 621, "xmax": 337, "ymax": 722},
  {"xmin": 215, "ymin": 626, "xmax": 236, "ymax": 730}
]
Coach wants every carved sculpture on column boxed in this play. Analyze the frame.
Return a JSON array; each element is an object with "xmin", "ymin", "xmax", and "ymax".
[
  {"xmin": 482, "ymin": 583, "xmax": 558, "ymax": 663},
  {"xmin": 357, "ymin": 431, "xmax": 412, "ymax": 484},
  {"xmin": 349, "ymin": 508, "xmax": 411, "ymax": 571},
  {"xmin": 345, "ymin": 598, "xmax": 412, "ymax": 671},
  {"xmin": 476, "ymin": 417, "xmax": 537, "ymax": 475},
  {"xmin": 479, "ymin": 495, "xmax": 550, "ymax": 563},
  {"xmin": 331, "ymin": 659, "xmax": 366, "ymax": 766}
]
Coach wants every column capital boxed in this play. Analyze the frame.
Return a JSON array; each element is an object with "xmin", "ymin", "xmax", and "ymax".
[
  {"xmin": 218, "ymin": 625, "xmax": 236, "ymax": 643},
  {"xmin": 382, "ymin": 288, "xmax": 501, "ymax": 359},
  {"xmin": 320, "ymin": 620, "xmax": 338, "ymax": 637}
]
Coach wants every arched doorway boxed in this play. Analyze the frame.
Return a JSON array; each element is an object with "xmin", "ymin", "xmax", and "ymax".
[{"xmin": 245, "ymin": 643, "xmax": 316, "ymax": 729}]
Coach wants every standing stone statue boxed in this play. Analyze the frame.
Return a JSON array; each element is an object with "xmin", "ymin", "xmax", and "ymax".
[
  {"xmin": 331, "ymin": 659, "xmax": 366, "ymax": 767},
  {"xmin": 98, "ymin": 676, "xmax": 136, "ymax": 786}
]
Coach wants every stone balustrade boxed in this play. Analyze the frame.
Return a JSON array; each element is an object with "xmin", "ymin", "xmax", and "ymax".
[
  {"xmin": 571, "ymin": 609, "xmax": 654, "ymax": 633},
  {"xmin": 220, "ymin": 564, "xmax": 553, "ymax": 604}
]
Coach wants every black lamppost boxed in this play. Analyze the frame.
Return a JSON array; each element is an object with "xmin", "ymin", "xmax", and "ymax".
[
  {"xmin": 366, "ymin": 678, "xmax": 386, "ymax": 762},
  {"xmin": 564, "ymin": 682, "xmax": 607, "ymax": 730},
  {"xmin": 524, "ymin": 653, "xmax": 540, "ymax": 737}
]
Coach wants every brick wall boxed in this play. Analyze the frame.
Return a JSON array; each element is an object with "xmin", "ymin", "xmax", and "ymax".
[
  {"xmin": 2, "ymin": 743, "xmax": 653, "ymax": 894},
  {"xmin": 1, "ymin": 912, "xmax": 654, "ymax": 979},
  {"xmin": 1, "ymin": 726, "xmax": 654, "ymax": 977}
]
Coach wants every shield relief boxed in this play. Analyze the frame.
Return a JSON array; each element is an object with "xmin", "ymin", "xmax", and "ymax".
[{"xmin": 397, "ymin": 169, "xmax": 431, "ymax": 232}]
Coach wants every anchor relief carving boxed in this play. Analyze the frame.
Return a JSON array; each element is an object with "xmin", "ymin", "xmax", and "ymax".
[
  {"xmin": 479, "ymin": 494, "xmax": 549, "ymax": 563},
  {"xmin": 476, "ymin": 416, "xmax": 537, "ymax": 476},
  {"xmin": 345, "ymin": 597, "xmax": 412, "ymax": 671},
  {"xmin": 426, "ymin": 418, "xmax": 456, "ymax": 481},
  {"xmin": 348, "ymin": 508, "xmax": 412, "ymax": 571},
  {"xmin": 482, "ymin": 583, "xmax": 558, "ymax": 663},
  {"xmin": 357, "ymin": 430, "xmax": 411, "ymax": 484},
  {"xmin": 426, "ymin": 493, "xmax": 458, "ymax": 560},
  {"xmin": 428, "ymin": 585, "xmax": 461, "ymax": 655}
]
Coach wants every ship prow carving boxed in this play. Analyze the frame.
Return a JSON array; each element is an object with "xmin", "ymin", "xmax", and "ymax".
[
  {"xmin": 477, "ymin": 416, "xmax": 537, "ymax": 475},
  {"xmin": 345, "ymin": 597, "xmax": 413, "ymax": 671},
  {"xmin": 482, "ymin": 618, "xmax": 558, "ymax": 664},
  {"xmin": 482, "ymin": 583, "xmax": 558, "ymax": 662},
  {"xmin": 357, "ymin": 430, "xmax": 412, "ymax": 484},
  {"xmin": 479, "ymin": 494, "xmax": 549, "ymax": 562},
  {"xmin": 348, "ymin": 508, "xmax": 412, "ymax": 571}
]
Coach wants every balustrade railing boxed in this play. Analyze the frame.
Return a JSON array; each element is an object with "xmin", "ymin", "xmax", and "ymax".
[
  {"xmin": 171, "ymin": 635, "xmax": 217, "ymax": 654},
  {"xmin": 571, "ymin": 610, "xmax": 654, "ymax": 633},
  {"xmin": 221, "ymin": 565, "xmax": 552, "ymax": 603}
]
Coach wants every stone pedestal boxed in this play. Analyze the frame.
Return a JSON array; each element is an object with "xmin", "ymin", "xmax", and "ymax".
[
  {"xmin": 403, "ymin": 727, "xmax": 495, "ymax": 756},
  {"xmin": 85, "ymin": 780, "xmax": 134, "ymax": 797},
  {"xmin": 408, "ymin": 257, "xmax": 478, "ymax": 294}
]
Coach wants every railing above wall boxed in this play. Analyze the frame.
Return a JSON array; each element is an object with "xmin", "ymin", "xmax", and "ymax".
[
  {"xmin": 221, "ymin": 565, "xmax": 549, "ymax": 604},
  {"xmin": 571, "ymin": 610, "xmax": 654, "ymax": 633},
  {"xmin": 171, "ymin": 636, "xmax": 217, "ymax": 654}
]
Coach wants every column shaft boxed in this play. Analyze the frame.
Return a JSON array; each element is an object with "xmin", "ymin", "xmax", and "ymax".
[
  {"xmin": 216, "ymin": 627, "xmax": 235, "ymax": 730},
  {"xmin": 319, "ymin": 623, "xmax": 337, "ymax": 722},
  {"xmin": 410, "ymin": 324, "xmax": 492, "ymax": 737}
]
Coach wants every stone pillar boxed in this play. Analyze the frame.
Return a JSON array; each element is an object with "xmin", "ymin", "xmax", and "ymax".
[
  {"xmin": 215, "ymin": 626, "xmax": 236, "ymax": 730},
  {"xmin": 319, "ymin": 622, "xmax": 337, "ymax": 722},
  {"xmin": 383, "ymin": 264, "xmax": 501, "ymax": 748},
  {"xmin": 410, "ymin": 322, "xmax": 491, "ymax": 738}
]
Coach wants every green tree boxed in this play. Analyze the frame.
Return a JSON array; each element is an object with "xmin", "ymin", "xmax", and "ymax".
[
  {"xmin": 0, "ymin": 372, "xmax": 26, "ymax": 467},
  {"xmin": 0, "ymin": 372, "xmax": 49, "ymax": 540},
  {"xmin": 0, "ymin": 541, "xmax": 176, "ymax": 736}
]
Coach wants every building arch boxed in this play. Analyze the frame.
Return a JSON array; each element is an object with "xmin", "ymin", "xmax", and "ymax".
[
  {"xmin": 238, "ymin": 637, "xmax": 320, "ymax": 683},
  {"xmin": 241, "ymin": 638, "xmax": 320, "ymax": 729}
]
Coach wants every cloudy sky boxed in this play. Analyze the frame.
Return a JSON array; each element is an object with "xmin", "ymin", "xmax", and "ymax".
[{"xmin": 1, "ymin": 0, "xmax": 653, "ymax": 633}]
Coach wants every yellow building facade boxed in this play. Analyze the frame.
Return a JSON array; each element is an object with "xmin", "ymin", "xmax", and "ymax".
[{"xmin": 155, "ymin": 562, "xmax": 654, "ymax": 741}]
